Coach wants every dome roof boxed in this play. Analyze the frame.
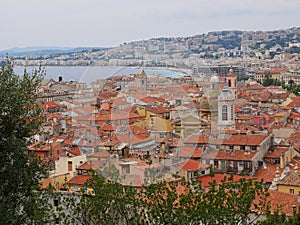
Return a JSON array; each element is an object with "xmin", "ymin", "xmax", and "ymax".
[{"xmin": 210, "ymin": 75, "xmax": 219, "ymax": 83}]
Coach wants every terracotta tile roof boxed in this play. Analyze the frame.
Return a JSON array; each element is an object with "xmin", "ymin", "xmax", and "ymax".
[
  {"xmin": 211, "ymin": 134, "xmax": 269, "ymax": 146},
  {"xmin": 277, "ymin": 171, "xmax": 300, "ymax": 186},
  {"xmin": 264, "ymin": 190, "xmax": 300, "ymax": 216},
  {"xmin": 99, "ymin": 124, "xmax": 115, "ymax": 131},
  {"xmin": 97, "ymin": 91, "xmax": 118, "ymax": 100},
  {"xmin": 265, "ymin": 148, "xmax": 289, "ymax": 158},
  {"xmin": 67, "ymin": 147, "xmax": 81, "ymax": 156},
  {"xmin": 140, "ymin": 96, "xmax": 165, "ymax": 104},
  {"xmin": 186, "ymin": 88, "xmax": 199, "ymax": 94},
  {"xmin": 287, "ymin": 97, "xmax": 300, "ymax": 107},
  {"xmin": 203, "ymin": 149, "xmax": 257, "ymax": 161},
  {"xmin": 68, "ymin": 175, "xmax": 93, "ymax": 185},
  {"xmin": 271, "ymin": 68, "xmax": 287, "ymax": 74},
  {"xmin": 39, "ymin": 101, "xmax": 61, "ymax": 110},
  {"xmin": 40, "ymin": 177, "xmax": 54, "ymax": 189},
  {"xmin": 174, "ymin": 159, "xmax": 209, "ymax": 171},
  {"xmin": 77, "ymin": 161, "xmax": 106, "ymax": 171},
  {"xmin": 197, "ymin": 174, "xmax": 255, "ymax": 187},
  {"xmin": 144, "ymin": 105, "xmax": 169, "ymax": 114},
  {"xmin": 289, "ymin": 112, "xmax": 300, "ymax": 119},
  {"xmin": 111, "ymin": 98, "xmax": 131, "ymax": 106},
  {"xmin": 289, "ymin": 132, "xmax": 300, "ymax": 143},
  {"xmin": 177, "ymin": 146, "xmax": 204, "ymax": 158},
  {"xmin": 183, "ymin": 135, "xmax": 209, "ymax": 144},
  {"xmin": 254, "ymin": 162, "xmax": 282, "ymax": 183}
]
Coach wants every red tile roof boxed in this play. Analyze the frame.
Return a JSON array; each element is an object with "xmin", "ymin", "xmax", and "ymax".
[
  {"xmin": 277, "ymin": 171, "xmax": 300, "ymax": 187},
  {"xmin": 144, "ymin": 105, "xmax": 169, "ymax": 114},
  {"xmin": 264, "ymin": 190, "xmax": 299, "ymax": 217},
  {"xmin": 211, "ymin": 134, "xmax": 269, "ymax": 146},
  {"xmin": 254, "ymin": 162, "xmax": 282, "ymax": 183},
  {"xmin": 177, "ymin": 146, "xmax": 204, "ymax": 158},
  {"xmin": 198, "ymin": 174, "xmax": 255, "ymax": 187},
  {"xmin": 183, "ymin": 135, "xmax": 209, "ymax": 144},
  {"xmin": 287, "ymin": 97, "xmax": 300, "ymax": 107},
  {"xmin": 174, "ymin": 159, "xmax": 209, "ymax": 171},
  {"xmin": 204, "ymin": 149, "xmax": 257, "ymax": 161},
  {"xmin": 77, "ymin": 161, "xmax": 106, "ymax": 171},
  {"xmin": 68, "ymin": 175, "xmax": 93, "ymax": 185},
  {"xmin": 264, "ymin": 148, "xmax": 289, "ymax": 158}
]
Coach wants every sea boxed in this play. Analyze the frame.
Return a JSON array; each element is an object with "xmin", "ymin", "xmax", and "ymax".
[{"xmin": 14, "ymin": 66, "xmax": 185, "ymax": 85}]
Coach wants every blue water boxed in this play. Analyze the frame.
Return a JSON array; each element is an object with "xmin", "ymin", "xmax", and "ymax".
[{"xmin": 14, "ymin": 66, "xmax": 184, "ymax": 84}]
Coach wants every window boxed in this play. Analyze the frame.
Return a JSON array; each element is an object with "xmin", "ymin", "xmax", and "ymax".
[
  {"xmin": 68, "ymin": 161, "xmax": 73, "ymax": 171},
  {"xmin": 229, "ymin": 145, "xmax": 234, "ymax": 150},
  {"xmin": 214, "ymin": 160, "xmax": 218, "ymax": 167},
  {"xmin": 290, "ymin": 189, "xmax": 294, "ymax": 194},
  {"xmin": 240, "ymin": 145, "xmax": 245, "ymax": 150},
  {"xmin": 244, "ymin": 162, "xmax": 250, "ymax": 169},
  {"xmin": 231, "ymin": 105, "xmax": 234, "ymax": 120},
  {"xmin": 222, "ymin": 105, "xmax": 228, "ymax": 121},
  {"xmin": 251, "ymin": 146, "xmax": 257, "ymax": 151}
]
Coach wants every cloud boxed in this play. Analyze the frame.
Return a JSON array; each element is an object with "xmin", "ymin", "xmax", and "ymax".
[{"xmin": 0, "ymin": 0, "xmax": 299, "ymax": 50}]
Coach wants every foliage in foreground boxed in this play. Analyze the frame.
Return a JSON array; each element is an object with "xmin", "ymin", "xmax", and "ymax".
[
  {"xmin": 0, "ymin": 58, "xmax": 52, "ymax": 224},
  {"xmin": 57, "ymin": 173, "xmax": 272, "ymax": 225}
]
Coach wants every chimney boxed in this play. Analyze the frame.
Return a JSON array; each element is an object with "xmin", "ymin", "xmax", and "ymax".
[
  {"xmin": 275, "ymin": 166, "xmax": 280, "ymax": 182},
  {"xmin": 280, "ymin": 153, "xmax": 285, "ymax": 169}
]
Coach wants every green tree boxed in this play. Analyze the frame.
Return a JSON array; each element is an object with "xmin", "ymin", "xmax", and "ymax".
[
  {"xmin": 0, "ymin": 58, "xmax": 51, "ymax": 224},
  {"xmin": 69, "ymin": 173, "xmax": 270, "ymax": 225}
]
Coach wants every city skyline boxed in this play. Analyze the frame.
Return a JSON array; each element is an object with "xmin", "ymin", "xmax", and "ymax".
[{"xmin": 0, "ymin": 0, "xmax": 299, "ymax": 50}]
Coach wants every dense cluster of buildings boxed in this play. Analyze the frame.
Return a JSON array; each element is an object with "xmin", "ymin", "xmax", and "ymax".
[{"xmin": 31, "ymin": 67, "xmax": 300, "ymax": 217}]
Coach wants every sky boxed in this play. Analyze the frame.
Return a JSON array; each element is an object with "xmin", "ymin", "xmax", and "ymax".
[{"xmin": 0, "ymin": 0, "xmax": 299, "ymax": 50}]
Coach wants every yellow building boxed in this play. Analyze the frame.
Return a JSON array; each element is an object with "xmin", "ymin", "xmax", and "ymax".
[{"xmin": 277, "ymin": 171, "xmax": 300, "ymax": 195}]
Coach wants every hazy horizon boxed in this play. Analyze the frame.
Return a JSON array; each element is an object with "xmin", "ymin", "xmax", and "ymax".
[{"xmin": 0, "ymin": 25, "xmax": 299, "ymax": 52}]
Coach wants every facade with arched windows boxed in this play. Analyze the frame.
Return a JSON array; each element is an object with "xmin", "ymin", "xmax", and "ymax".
[{"xmin": 218, "ymin": 84, "xmax": 235, "ymax": 131}]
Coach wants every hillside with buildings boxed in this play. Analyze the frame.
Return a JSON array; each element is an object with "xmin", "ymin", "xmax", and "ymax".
[{"xmin": 9, "ymin": 27, "xmax": 300, "ymax": 69}]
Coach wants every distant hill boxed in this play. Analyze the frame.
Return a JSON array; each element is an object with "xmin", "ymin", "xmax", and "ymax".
[
  {"xmin": 0, "ymin": 46, "xmax": 107, "ymax": 57},
  {"xmin": 4, "ymin": 27, "xmax": 300, "ymax": 67}
]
